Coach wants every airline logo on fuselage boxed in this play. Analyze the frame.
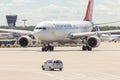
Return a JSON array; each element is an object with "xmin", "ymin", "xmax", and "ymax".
[{"xmin": 54, "ymin": 24, "xmax": 72, "ymax": 29}]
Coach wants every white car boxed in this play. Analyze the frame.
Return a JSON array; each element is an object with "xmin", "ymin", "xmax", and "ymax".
[{"xmin": 41, "ymin": 60, "xmax": 63, "ymax": 71}]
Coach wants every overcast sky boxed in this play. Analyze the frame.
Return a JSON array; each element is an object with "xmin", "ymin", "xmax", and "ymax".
[{"xmin": 0, "ymin": 0, "xmax": 120, "ymax": 26}]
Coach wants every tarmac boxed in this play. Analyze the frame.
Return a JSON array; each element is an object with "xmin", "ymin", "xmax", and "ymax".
[{"xmin": 0, "ymin": 42, "xmax": 120, "ymax": 80}]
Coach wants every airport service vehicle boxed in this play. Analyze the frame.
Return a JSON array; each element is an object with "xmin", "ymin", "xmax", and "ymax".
[
  {"xmin": 0, "ymin": 39, "xmax": 16, "ymax": 47},
  {"xmin": 0, "ymin": 0, "xmax": 120, "ymax": 51},
  {"xmin": 0, "ymin": 33, "xmax": 13, "ymax": 39},
  {"xmin": 41, "ymin": 60, "xmax": 63, "ymax": 71},
  {"xmin": 0, "ymin": 33, "xmax": 15, "ymax": 46}
]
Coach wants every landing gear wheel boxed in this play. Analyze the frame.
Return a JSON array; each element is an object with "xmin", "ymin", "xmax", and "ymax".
[
  {"xmin": 82, "ymin": 46, "xmax": 87, "ymax": 51},
  {"xmin": 42, "ymin": 44, "xmax": 54, "ymax": 52},
  {"xmin": 42, "ymin": 47, "xmax": 45, "ymax": 51},
  {"xmin": 50, "ymin": 46, "xmax": 54, "ymax": 51},
  {"xmin": 42, "ymin": 47, "xmax": 48, "ymax": 51},
  {"xmin": 87, "ymin": 46, "xmax": 92, "ymax": 51},
  {"xmin": 82, "ymin": 46, "xmax": 92, "ymax": 51}
]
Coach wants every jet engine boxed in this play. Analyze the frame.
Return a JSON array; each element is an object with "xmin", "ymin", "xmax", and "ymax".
[
  {"xmin": 87, "ymin": 36, "xmax": 101, "ymax": 48},
  {"xmin": 18, "ymin": 36, "xmax": 33, "ymax": 47}
]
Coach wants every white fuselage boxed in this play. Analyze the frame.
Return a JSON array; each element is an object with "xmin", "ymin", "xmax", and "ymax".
[{"xmin": 33, "ymin": 21, "xmax": 93, "ymax": 43}]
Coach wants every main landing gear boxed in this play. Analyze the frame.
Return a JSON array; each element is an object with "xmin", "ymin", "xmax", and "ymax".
[
  {"xmin": 82, "ymin": 45, "xmax": 92, "ymax": 51},
  {"xmin": 82, "ymin": 38, "xmax": 92, "ymax": 51},
  {"xmin": 42, "ymin": 43, "xmax": 54, "ymax": 51}
]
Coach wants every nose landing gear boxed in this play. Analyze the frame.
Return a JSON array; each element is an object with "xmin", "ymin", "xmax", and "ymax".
[{"xmin": 42, "ymin": 43, "xmax": 54, "ymax": 51}]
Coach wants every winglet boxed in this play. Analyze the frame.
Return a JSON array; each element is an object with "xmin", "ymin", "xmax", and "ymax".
[{"xmin": 83, "ymin": 0, "xmax": 94, "ymax": 21}]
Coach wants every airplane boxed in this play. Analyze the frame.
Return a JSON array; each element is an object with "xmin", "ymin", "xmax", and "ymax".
[
  {"xmin": 101, "ymin": 34, "xmax": 120, "ymax": 42},
  {"xmin": 0, "ymin": 0, "xmax": 120, "ymax": 51},
  {"xmin": 95, "ymin": 26, "xmax": 120, "ymax": 42}
]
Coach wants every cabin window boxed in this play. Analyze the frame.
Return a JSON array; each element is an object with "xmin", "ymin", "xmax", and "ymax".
[{"xmin": 42, "ymin": 27, "xmax": 47, "ymax": 30}]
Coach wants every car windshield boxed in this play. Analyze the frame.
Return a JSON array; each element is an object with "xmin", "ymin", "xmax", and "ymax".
[
  {"xmin": 54, "ymin": 60, "xmax": 62, "ymax": 63},
  {"xmin": 47, "ymin": 60, "xmax": 53, "ymax": 63}
]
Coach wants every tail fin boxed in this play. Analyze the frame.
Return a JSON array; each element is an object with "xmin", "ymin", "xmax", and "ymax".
[{"xmin": 83, "ymin": 0, "xmax": 94, "ymax": 21}]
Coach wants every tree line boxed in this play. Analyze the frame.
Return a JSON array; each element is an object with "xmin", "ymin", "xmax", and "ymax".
[
  {"xmin": 0, "ymin": 26, "xmax": 120, "ymax": 31},
  {"xmin": 92, "ymin": 26, "xmax": 120, "ymax": 31}
]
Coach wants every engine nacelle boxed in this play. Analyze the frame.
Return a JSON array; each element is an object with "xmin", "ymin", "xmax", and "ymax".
[
  {"xmin": 87, "ymin": 36, "xmax": 101, "ymax": 48},
  {"xmin": 18, "ymin": 36, "xmax": 33, "ymax": 47}
]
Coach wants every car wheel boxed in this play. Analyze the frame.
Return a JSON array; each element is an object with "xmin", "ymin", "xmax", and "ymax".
[
  {"xmin": 42, "ymin": 66, "xmax": 45, "ymax": 70},
  {"xmin": 59, "ymin": 68, "xmax": 62, "ymax": 71}
]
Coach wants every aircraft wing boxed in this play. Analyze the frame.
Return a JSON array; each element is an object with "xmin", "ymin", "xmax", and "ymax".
[
  {"xmin": 69, "ymin": 30, "xmax": 120, "ymax": 38},
  {"xmin": 0, "ymin": 28, "xmax": 33, "ymax": 35}
]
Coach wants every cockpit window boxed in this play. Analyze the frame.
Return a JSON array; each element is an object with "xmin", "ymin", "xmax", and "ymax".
[
  {"xmin": 36, "ymin": 27, "xmax": 46, "ymax": 30},
  {"xmin": 36, "ymin": 27, "xmax": 39, "ymax": 29}
]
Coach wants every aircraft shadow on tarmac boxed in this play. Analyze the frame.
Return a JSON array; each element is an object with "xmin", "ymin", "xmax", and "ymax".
[
  {"xmin": 37, "ymin": 49, "xmax": 120, "ymax": 53},
  {"xmin": 43, "ymin": 70, "xmax": 63, "ymax": 72},
  {"xmin": 1, "ymin": 48, "xmax": 120, "ymax": 53}
]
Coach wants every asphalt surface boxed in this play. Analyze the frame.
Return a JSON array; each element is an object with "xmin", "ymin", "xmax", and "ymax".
[{"xmin": 0, "ymin": 42, "xmax": 120, "ymax": 80}]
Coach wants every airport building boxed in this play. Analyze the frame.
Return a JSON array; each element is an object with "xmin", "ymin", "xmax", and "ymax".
[
  {"xmin": 0, "ymin": 33, "xmax": 17, "ymax": 47},
  {"xmin": 6, "ymin": 15, "xmax": 17, "ymax": 29},
  {"xmin": 0, "ymin": 15, "xmax": 18, "ymax": 47}
]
